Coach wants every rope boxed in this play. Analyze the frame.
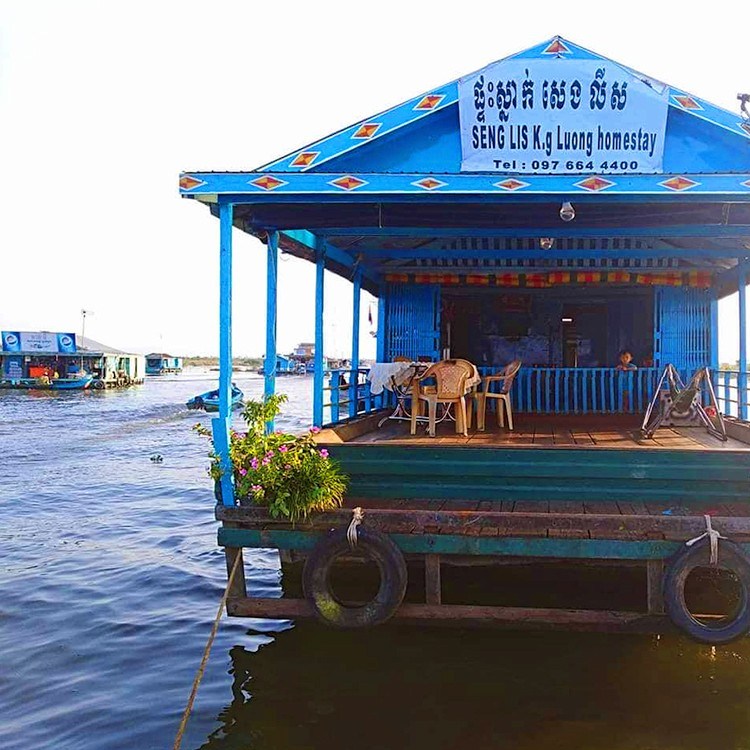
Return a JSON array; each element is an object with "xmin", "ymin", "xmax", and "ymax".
[
  {"xmin": 685, "ymin": 514, "xmax": 726, "ymax": 565},
  {"xmin": 347, "ymin": 507, "xmax": 364, "ymax": 548},
  {"xmin": 172, "ymin": 553, "xmax": 242, "ymax": 750}
]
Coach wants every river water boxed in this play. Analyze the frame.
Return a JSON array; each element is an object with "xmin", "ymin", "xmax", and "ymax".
[{"xmin": 1, "ymin": 371, "xmax": 750, "ymax": 750}]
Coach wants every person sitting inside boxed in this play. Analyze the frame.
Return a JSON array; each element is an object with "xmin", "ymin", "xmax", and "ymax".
[{"xmin": 616, "ymin": 350, "xmax": 637, "ymax": 371}]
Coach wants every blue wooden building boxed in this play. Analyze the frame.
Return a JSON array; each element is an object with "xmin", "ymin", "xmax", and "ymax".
[
  {"xmin": 145, "ymin": 353, "xmax": 183, "ymax": 375},
  {"xmin": 181, "ymin": 38, "xmax": 750, "ymax": 641}
]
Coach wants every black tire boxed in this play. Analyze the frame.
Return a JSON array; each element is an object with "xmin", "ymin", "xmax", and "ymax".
[
  {"xmin": 663, "ymin": 538, "xmax": 750, "ymax": 644},
  {"xmin": 302, "ymin": 526, "xmax": 407, "ymax": 628},
  {"xmin": 92, "ymin": 379, "xmax": 104, "ymax": 390}
]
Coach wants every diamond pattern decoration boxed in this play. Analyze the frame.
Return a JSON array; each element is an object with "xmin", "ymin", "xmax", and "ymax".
[
  {"xmin": 575, "ymin": 176, "xmax": 615, "ymax": 192},
  {"xmin": 329, "ymin": 175, "xmax": 367, "ymax": 191},
  {"xmin": 250, "ymin": 175, "xmax": 287, "ymax": 191},
  {"xmin": 742, "ymin": 179, "xmax": 750, "ymax": 189},
  {"xmin": 494, "ymin": 178, "xmax": 529, "ymax": 191},
  {"xmin": 660, "ymin": 176, "xmax": 699, "ymax": 191},
  {"xmin": 414, "ymin": 94, "xmax": 445, "ymax": 111},
  {"xmin": 412, "ymin": 177, "xmax": 447, "ymax": 191},
  {"xmin": 290, "ymin": 151, "xmax": 320, "ymax": 168},
  {"xmin": 672, "ymin": 95, "xmax": 703, "ymax": 110},
  {"xmin": 542, "ymin": 38, "xmax": 572, "ymax": 55},
  {"xmin": 352, "ymin": 122, "xmax": 382, "ymax": 139},
  {"xmin": 740, "ymin": 122, "xmax": 750, "ymax": 137},
  {"xmin": 179, "ymin": 175, "xmax": 206, "ymax": 190}
]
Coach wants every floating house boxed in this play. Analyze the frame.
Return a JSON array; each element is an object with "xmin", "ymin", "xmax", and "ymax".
[
  {"xmin": 0, "ymin": 331, "xmax": 145, "ymax": 389},
  {"xmin": 259, "ymin": 353, "xmax": 297, "ymax": 375},
  {"xmin": 181, "ymin": 37, "xmax": 750, "ymax": 641},
  {"xmin": 145, "ymin": 352, "xmax": 183, "ymax": 375}
]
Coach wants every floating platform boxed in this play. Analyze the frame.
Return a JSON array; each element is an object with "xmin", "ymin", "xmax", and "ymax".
[{"xmin": 216, "ymin": 413, "xmax": 750, "ymax": 635}]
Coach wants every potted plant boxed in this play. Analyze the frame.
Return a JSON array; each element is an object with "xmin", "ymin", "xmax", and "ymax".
[{"xmin": 196, "ymin": 394, "xmax": 347, "ymax": 521}]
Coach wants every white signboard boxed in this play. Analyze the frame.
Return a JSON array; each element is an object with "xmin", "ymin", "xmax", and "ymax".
[
  {"xmin": 1, "ymin": 331, "xmax": 77, "ymax": 353},
  {"xmin": 458, "ymin": 59, "xmax": 669, "ymax": 174}
]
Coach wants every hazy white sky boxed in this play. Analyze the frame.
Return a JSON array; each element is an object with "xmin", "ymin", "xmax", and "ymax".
[{"xmin": 0, "ymin": 1, "xmax": 746, "ymax": 359}]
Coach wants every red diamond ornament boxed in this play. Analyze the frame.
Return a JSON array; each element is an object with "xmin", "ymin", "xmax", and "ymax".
[
  {"xmin": 179, "ymin": 175, "xmax": 205, "ymax": 190},
  {"xmin": 660, "ymin": 176, "xmax": 699, "ymax": 191},
  {"xmin": 250, "ymin": 175, "xmax": 287, "ymax": 191},
  {"xmin": 414, "ymin": 94, "xmax": 445, "ymax": 110},
  {"xmin": 330, "ymin": 175, "xmax": 367, "ymax": 191},
  {"xmin": 352, "ymin": 123, "xmax": 382, "ymax": 139},
  {"xmin": 290, "ymin": 151, "xmax": 319, "ymax": 168},
  {"xmin": 575, "ymin": 176, "xmax": 615, "ymax": 192}
]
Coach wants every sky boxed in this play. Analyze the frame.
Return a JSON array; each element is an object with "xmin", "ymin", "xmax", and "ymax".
[{"xmin": 0, "ymin": 1, "xmax": 747, "ymax": 360}]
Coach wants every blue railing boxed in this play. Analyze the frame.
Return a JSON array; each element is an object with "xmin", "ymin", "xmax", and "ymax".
[
  {"xmin": 321, "ymin": 366, "xmax": 750, "ymax": 425},
  {"xmin": 322, "ymin": 368, "xmax": 385, "ymax": 425},
  {"xmin": 713, "ymin": 370, "xmax": 749, "ymax": 419}
]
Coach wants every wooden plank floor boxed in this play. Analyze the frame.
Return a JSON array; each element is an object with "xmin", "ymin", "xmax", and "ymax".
[{"xmin": 348, "ymin": 414, "xmax": 749, "ymax": 451}]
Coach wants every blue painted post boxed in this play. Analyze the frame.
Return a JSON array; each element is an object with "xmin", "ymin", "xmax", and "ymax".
[
  {"xmin": 350, "ymin": 270, "xmax": 362, "ymax": 419},
  {"xmin": 213, "ymin": 200, "xmax": 234, "ymax": 506},
  {"xmin": 376, "ymin": 288, "xmax": 386, "ymax": 362},
  {"xmin": 739, "ymin": 262, "xmax": 748, "ymax": 420},
  {"xmin": 265, "ymin": 230, "xmax": 279, "ymax": 432},
  {"xmin": 313, "ymin": 247, "xmax": 325, "ymax": 427}
]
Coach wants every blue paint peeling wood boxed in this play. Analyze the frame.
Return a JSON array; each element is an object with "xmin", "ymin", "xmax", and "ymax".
[
  {"xmin": 216, "ymin": 201, "xmax": 234, "ymax": 505},
  {"xmin": 265, "ymin": 230, "xmax": 279, "ymax": 431},
  {"xmin": 217, "ymin": 526, "xmax": 750, "ymax": 561}
]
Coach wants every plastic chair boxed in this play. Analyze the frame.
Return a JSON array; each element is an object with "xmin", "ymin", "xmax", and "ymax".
[
  {"xmin": 410, "ymin": 359, "xmax": 476, "ymax": 437},
  {"xmin": 475, "ymin": 360, "xmax": 522, "ymax": 431}
]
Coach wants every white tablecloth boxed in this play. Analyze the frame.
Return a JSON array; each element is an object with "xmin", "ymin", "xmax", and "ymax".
[
  {"xmin": 368, "ymin": 361, "xmax": 481, "ymax": 395},
  {"xmin": 367, "ymin": 362, "xmax": 417, "ymax": 395}
]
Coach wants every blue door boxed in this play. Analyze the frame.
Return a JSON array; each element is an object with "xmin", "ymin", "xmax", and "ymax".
[{"xmin": 385, "ymin": 284, "xmax": 441, "ymax": 361}]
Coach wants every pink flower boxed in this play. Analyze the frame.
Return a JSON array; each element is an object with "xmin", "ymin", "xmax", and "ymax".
[
  {"xmin": 284, "ymin": 464, "xmax": 291, "ymax": 470},
  {"xmin": 319, "ymin": 449, "xmax": 329, "ymax": 459},
  {"xmin": 279, "ymin": 444, "xmax": 289, "ymax": 453},
  {"xmin": 265, "ymin": 450, "xmax": 274, "ymax": 458},
  {"xmin": 262, "ymin": 457, "xmax": 271, "ymax": 466},
  {"xmin": 251, "ymin": 484, "xmax": 262, "ymax": 492},
  {"xmin": 239, "ymin": 468, "xmax": 247, "ymax": 476},
  {"xmin": 310, "ymin": 426, "xmax": 321, "ymax": 434},
  {"xmin": 250, "ymin": 458, "xmax": 259, "ymax": 470}
]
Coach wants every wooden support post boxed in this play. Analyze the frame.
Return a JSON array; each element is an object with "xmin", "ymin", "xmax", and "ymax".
[
  {"xmin": 350, "ymin": 270, "xmax": 361, "ymax": 419},
  {"xmin": 264, "ymin": 230, "xmax": 279, "ymax": 431},
  {"xmin": 646, "ymin": 559, "xmax": 664, "ymax": 614},
  {"xmin": 313, "ymin": 246, "xmax": 325, "ymax": 427},
  {"xmin": 739, "ymin": 261, "xmax": 748, "ymax": 420},
  {"xmin": 224, "ymin": 546, "xmax": 247, "ymax": 600},
  {"xmin": 425, "ymin": 554, "xmax": 442, "ymax": 605},
  {"xmin": 214, "ymin": 200, "xmax": 235, "ymax": 506}
]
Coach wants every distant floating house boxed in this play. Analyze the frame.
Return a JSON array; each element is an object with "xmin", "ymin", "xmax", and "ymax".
[
  {"xmin": 260, "ymin": 353, "xmax": 299, "ymax": 375},
  {"xmin": 145, "ymin": 353, "xmax": 183, "ymax": 375},
  {"xmin": 0, "ymin": 331, "xmax": 145, "ymax": 389}
]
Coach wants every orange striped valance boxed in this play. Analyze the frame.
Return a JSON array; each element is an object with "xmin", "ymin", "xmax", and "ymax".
[{"xmin": 384, "ymin": 270, "xmax": 713, "ymax": 288}]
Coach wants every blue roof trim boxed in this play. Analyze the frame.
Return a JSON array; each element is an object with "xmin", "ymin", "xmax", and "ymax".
[{"xmin": 180, "ymin": 171, "xmax": 750, "ymax": 197}]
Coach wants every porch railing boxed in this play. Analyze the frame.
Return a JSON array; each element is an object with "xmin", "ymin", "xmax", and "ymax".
[
  {"xmin": 713, "ymin": 370, "xmax": 749, "ymax": 419},
  {"xmin": 321, "ymin": 366, "xmax": 750, "ymax": 425},
  {"xmin": 476, "ymin": 366, "xmax": 663, "ymax": 415},
  {"xmin": 322, "ymin": 368, "xmax": 385, "ymax": 425}
]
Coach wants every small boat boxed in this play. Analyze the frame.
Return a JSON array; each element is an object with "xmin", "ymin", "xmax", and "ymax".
[
  {"xmin": 186, "ymin": 384, "xmax": 244, "ymax": 412},
  {"xmin": 51, "ymin": 374, "xmax": 94, "ymax": 390},
  {"xmin": 27, "ymin": 373, "xmax": 94, "ymax": 390}
]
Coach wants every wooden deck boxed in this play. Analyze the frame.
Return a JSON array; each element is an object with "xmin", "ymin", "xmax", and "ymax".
[{"xmin": 343, "ymin": 413, "xmax": 749, "ymax": 451}]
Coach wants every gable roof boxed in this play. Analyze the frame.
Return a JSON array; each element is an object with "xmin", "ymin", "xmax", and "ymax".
[{"xmin": 253, "ymin": 36, "xmax": 750, "ymax": 177}]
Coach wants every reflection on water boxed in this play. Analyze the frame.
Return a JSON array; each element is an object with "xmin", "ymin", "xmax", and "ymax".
[
  {"xmin": 2, "ymin": 370, "xmax": 750, "ymax": 750},
  {"xmin": 204, "ymin": 626, "xmax": 750, "ymax": 750}
]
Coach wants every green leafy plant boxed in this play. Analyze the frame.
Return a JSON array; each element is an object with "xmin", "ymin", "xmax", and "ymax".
[{"xmin": 194, "ymin": 394, "xmax": 347, "ymax": 521}]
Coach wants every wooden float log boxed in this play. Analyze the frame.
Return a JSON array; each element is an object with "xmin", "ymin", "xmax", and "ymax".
[
  {"xmin": 219, "ymin": 526, "xmax": 740, "ymax": 560},
  {"xmin": 225, "ymin": 597, "xmax": 669, "ymax": 633},
  {"xmin": 216, "ymin": 505, "xmax": 750, "ymax": 539}
]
